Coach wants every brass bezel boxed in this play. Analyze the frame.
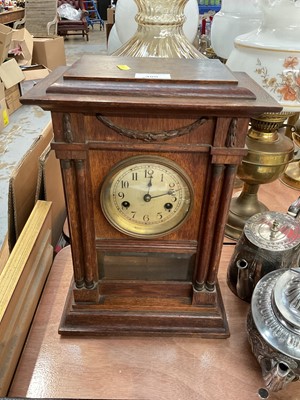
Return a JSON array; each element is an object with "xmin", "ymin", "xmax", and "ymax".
[{"xmin": 100, "ymin": 155, "xmax": 194, "ymax": 239}]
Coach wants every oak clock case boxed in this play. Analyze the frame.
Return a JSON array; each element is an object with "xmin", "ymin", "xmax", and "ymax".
[{"xmin": 20, "ymin": 55, "xmax": 281, "ymax": 337}]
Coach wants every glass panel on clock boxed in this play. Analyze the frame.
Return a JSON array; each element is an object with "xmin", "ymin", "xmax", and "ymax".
[{"xmin": 97, "ymin": 251, "xmax": 195, "ymax": 281}]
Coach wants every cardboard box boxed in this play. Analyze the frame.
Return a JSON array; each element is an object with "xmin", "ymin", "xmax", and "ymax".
[
  {"xmin": 4, "ymin": 84, "xmax": 21, "ymax": 115},
  {"xmin": 0, "ymin": 58, "xmax": 25, "ymax": 114},
  {"xmin": 8, "ymin": 122, "xmax": 53, "ymax": 251},
  {"xmin": 0, "ymin": 24, "xmax": 12, "ymax": 64},
  {"xmin": 20, "ymin": 64, "xmax": 50, "ymax": 95},
  {"xmin": 0, "ymin": 82, "xmax": 9, "ymax": 130},
  {"xmin": 35, "ymin": 145, "xmax": 66, "ymax": 248},
  {"xmin": 9, "ymin": 28, "xmax": 34, "ymax": 66},
  {"xmin": 8, "ymin": 121, "xmax": 66, "ymax": 251},
  {"xmin": 107, "ymin": 7, "xmax": 115, "ymax": 24},
  {"xmin": 21, "ymin": 64, "xmax": 50, "ymax": 81},
  {"xmin": 0, "ymin": 58, "xmax": 24, "ymax": 89},
  {"xmin": 32, "ymin": 36, "xmax": 66, "ymax": 71}
]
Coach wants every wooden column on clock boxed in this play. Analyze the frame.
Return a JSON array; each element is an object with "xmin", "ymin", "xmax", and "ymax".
[{"xmin": 21, "ymin": 56, "xmax": 281, "ymax": 337}]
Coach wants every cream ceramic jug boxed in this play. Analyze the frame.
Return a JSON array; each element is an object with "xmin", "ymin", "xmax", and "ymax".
[{"xmin": 227, "ymin": 0, "xmax": 300, "ymax": 112}]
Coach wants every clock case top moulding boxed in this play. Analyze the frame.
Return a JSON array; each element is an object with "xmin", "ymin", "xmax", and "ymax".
[{"xmin": 21, "ymin": 56, "xmax": 281, "ymax": 338}]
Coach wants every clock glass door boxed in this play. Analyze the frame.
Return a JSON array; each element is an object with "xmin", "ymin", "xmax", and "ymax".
[{"xmin": 97, "ymin": 250, "xmax": 195, "ymax": 281}]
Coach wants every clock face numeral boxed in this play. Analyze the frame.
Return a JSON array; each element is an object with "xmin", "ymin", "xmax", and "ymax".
[
  {"xmin": 100, "ymin": 156, "xmax": 193, "ymax": 238},
  {"xmin": 145, "ymin": 169, "xmax": 154, "ymax": 178},
  {"xmin": 121, "ymin": 180, "xmax": 129, "ymax": 189}
]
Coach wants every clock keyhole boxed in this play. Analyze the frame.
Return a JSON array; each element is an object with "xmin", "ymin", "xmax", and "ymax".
[
  {"xmin": 164, "ymin": 203, "xmax": 173, "ymax": 211},
  {"xmin": 122, "ymin": 201, "xmax": 130, "ymax": 209}
]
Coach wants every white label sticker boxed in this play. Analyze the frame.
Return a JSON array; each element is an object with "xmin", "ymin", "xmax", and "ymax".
[{"xmin": 135, "ymin": 73, "xmax": 171, "ymax": 79}]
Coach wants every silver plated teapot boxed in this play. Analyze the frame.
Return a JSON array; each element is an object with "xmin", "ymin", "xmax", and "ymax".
[
  {"xmin": 247, "ymin": 267, "xmax": 300, "ymax": 394},
  {"xmin": 227, "ymin": 198, "xmax": 300, "ymax": 302}
]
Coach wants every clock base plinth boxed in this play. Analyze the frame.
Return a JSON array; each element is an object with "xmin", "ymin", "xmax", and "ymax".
[{"xmin": 59, "ymin": 280, "xmax": 229, "ymax": 338}]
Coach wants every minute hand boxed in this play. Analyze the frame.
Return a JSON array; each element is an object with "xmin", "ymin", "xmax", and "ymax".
[{"xmin": 150, "ymin": 189, "xmax": 179, "ymax": 199}]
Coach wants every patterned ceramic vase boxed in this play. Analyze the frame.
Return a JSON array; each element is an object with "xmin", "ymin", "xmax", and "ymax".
[{"xmin": 227, "ymin": 0, "xmax": 300, "ymax": 112}]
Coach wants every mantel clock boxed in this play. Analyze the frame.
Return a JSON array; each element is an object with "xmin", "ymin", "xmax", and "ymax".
[{"xmin": 21, "ymin": 56, "xmax": 281, "ymax": 337}]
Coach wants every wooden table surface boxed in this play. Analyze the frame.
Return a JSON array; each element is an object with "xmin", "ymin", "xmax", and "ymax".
[
  {"xmin": 0, "ymin": 8, "xmax": 24, "ymax": 25},
  {"xmin": 8, "ymin": 180, "xmax": 300, "ymax": 400}
]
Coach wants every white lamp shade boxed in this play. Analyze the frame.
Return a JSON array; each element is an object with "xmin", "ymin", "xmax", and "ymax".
[
  {"xmin": 107, "ymin": 24, "xmax": 123, "ymax": 55},
  {"xmin": 114, "ymin": 0, "xmax": 138, "ymax": 45},
  {"xmin": 211, "ymin": 0, "xmax": 262, "ymax": 60},
  {"xmin": 183, "ymin": 0, "xmax": 199, "ymax": 44}
]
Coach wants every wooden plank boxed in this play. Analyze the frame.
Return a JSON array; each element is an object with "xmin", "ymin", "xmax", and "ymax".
[
  {"xmin": 0, "ymin": 235, "xmax": 9, "ymax": 275},
  {"xmin": 0, "ymin": 201, "xmax": 53, "ymax": 397}
]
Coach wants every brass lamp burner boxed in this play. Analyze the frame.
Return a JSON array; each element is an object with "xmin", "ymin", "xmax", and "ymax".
[
  {"xmin": 280, "ymin": 114, "xmax": 300, "ymax": 190},
  {"xmin": 225, "ymin": 112, "xmax": 295, "ymax": 241}
]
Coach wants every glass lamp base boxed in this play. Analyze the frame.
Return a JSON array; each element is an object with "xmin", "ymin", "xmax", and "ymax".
[{"xmin": 112, "ymin": 0, "xmax": 204, "ymax": 59}]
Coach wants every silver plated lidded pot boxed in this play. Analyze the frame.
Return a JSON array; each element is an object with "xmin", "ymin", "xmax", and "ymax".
[
  {"xmin": 227, "ymin": 202, "xmax": 300, "ymax": 302},
  {"xmin": 247, "ymin": 268, "xmax": 300, "ymax": 394}
]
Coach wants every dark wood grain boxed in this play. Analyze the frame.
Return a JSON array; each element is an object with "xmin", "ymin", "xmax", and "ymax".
[
  {"xmin": 64, "ymin": 56, "xmax": 238, "ymax": 83},
  {"xmin": 20, "ymin": 58, "xmax": 281, "ymax": 117}
]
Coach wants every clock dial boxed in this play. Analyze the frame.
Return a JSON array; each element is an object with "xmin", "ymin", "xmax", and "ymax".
[{"xmin": 100, "ymin": 155, "xmax": 193, "ymax": 238}]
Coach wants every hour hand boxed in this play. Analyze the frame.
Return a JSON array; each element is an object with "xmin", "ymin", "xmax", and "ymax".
[
  {"xmin": 146, "ymin": 176, "xmax": 153, "ymax": 193},
  {"xmin": 147, "ymin": 177, "xmax": 153, "ymax": 188}
]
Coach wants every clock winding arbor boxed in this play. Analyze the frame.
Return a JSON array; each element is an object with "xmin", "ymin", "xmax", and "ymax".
[{"xmin": 21, "ymin": 56, "xmax": 281, "ymax": 337}]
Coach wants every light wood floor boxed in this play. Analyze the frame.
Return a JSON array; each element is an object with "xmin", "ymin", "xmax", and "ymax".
[{"xmin": 8, "ymin": 180, "xmax": 300, "ymax": 400}]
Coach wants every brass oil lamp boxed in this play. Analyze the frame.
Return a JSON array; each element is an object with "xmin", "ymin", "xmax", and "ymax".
[
  {"xmin": 225, "ymin": 112, "xmax": 294, "ymax": 240},
  {"xmin": 225, "ymin": 0, "xmax": 300, "ymax": 239}
]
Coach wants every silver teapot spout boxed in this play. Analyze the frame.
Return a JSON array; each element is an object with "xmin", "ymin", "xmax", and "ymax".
[
  {"xmin": 261, "ymin": 359, "xmax": 299, "ymax": 393},
  {"xmin": 236, "ymin": 259, "xmax": 253, "ymax": 301},
  {"xmin": 287, "ymin": 196, "xmax": 300, "ymax": 218}
]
